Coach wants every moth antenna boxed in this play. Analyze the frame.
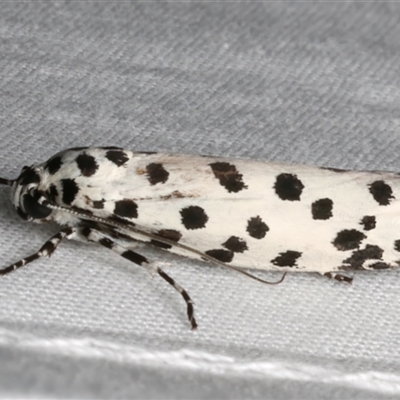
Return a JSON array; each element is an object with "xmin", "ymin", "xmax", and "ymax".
[
  {"xmin": 46, "ymin": 203, "xmax": 287, "ymax": 285},
  {"xmin": 0, "ymin": 177, "xmax": 13, "ymax": 186}
]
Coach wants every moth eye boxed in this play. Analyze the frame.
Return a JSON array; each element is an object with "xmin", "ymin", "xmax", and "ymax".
[{"xmin": 22, "ymin": 193, "xmax": 52, "ymax": 219}]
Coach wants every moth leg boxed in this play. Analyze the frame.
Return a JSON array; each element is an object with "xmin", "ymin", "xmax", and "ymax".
[
  {"xmin": 324, "ymin": 272, "xmax": 353, "ymax": 284},
  {"xmin": 0, "ymin": 227, "xmax": 76, "ymax": 276},
  {"xmin": 80, "ymin": 226, "xmax": 197, "ymax": 330}
]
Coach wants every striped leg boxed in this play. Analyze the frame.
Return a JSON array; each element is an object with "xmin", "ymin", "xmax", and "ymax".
[
  {"xmin": 80, "ymin": 226, "xmax": 197, "ymax": 330},
  {"xmin": 0, "ymin": 227, "xmax": 76, "ymax": 276}
]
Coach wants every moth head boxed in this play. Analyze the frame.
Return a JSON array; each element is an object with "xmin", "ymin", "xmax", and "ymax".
[{"xmin": 0, "ymin": 166, "xmax": 53, "ymax": 222}]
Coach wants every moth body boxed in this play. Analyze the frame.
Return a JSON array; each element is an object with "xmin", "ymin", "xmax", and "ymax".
[{"xmin": 2, "ymin": 147, "xmax": 400, "ymax": 328}]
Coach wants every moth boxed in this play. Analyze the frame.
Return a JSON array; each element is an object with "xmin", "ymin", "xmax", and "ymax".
[{"xmin": 0, "ymin": 147, "xmax": 399, "ymax": 329}]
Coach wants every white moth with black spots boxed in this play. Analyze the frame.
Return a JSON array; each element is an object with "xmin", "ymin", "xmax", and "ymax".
[{"xmin": 1, "ymin": 147, "xmax": 400, "ymax": 329}]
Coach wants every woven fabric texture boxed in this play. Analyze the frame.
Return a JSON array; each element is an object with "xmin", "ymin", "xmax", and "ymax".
[{"xmin": 1, "ymin": 3, "xmax": 400, "ymax": 399}]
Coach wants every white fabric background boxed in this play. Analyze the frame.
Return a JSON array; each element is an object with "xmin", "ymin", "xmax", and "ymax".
[{"xmin": 1, "ymin": 2, "xmax": 400, "ymax": 399}]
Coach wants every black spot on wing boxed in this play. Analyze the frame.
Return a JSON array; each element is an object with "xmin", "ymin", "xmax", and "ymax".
[
  {"xmin": 92, "ymin": 199, "xmax": 105, "ymax": 209},
  {"xmin": 274, "ymin": 173, "xmax": 304, "ymax": 201},
  {"xmin": 48, "ymin": 184, "xmax": 58, "ymax": 203},
  {"xmin": 271, "ymin": 250, "xmax": 302, "ymax": 267},
  {"xmin": 76, "ymin": 153, "xmax": 99, "ymax": 177},
  {"xmin": 369, "ymin": 180, "xmax": 394, "ymax": 205},
  {"xmin": 205, "ymin": 249, "xmax": 234, "ymax": 263},
  {"xmin": 209, "ymin": 162, "xmax": 247, "ymax": 193},
  {"xmin": 19, "ymin": 167, "xmax": 40, "ymax": 185},
  {"xmin": 222, "ymin": 236, "xmax": 248, "ymax": 253},
  {"xmin": 106, "ymin": 150, "xmax": 129, "ymax": 167},
  {"xmin": 114, "ymin": 199, "xmax": 138, "ymax": 218},
  {"xmin": 369, "ymin": 262, "xmax": 391, "ymax": 270},
  {"xmin": 61, "ymin": 179, "xmax": 79, "ymax": 205},
  {"xmin": 180, "ymin": 206, "xmax": 208, "ymax": 229},
  {"xmin": 360, "ymin": 215, "xmax": 376, "ymax": 231},
  {"xmin": 45, "ymin": 156, "xmax": 63, "ymax": 175},
  {"xmin": 311, "ymin": 198, "xmax": 333, "ymax": 220},
  {"xmin": 101, "ymin": 146, "xmax": 123, "ymax": 150},
  {"xmin": 395, "ymin": 240, "xmax": 400, "ymax": 252},
  {"xmin": 247, "ymin": 216, "xmax": 269, "ymax": 239},
  {"xmin": 151, "ymin": 229, "xmax": 182, "ymax": 249},
  {"xmin": 332, "ymin": 229, "xmax": 366, "ymax": 251},
  {"xmin": 146, "ymin": 163, "xmax": 169, "ymax": 185},
  {"xmin": 341, "ymin": 244, "xmax": 383, "ymax": 270}
]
